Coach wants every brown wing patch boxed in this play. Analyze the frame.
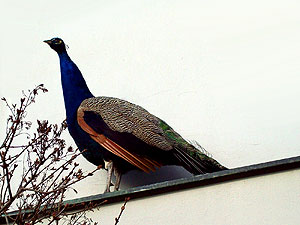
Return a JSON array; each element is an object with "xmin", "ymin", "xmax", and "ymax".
[
  {"xmin": 77, "ymin": 107, "xmax": 161, "ymax": 172},
  {"xmin": 80, "ymin": 97, "xmax": 173, "ymax": 151}
]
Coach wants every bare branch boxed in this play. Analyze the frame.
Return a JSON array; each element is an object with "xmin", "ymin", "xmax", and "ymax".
[
  {"xmin": 0, "ymin": 85, "xmax": 101, "ymax": 224},
  {"xmin": 115, "ymin": 197, "xmax": 130, "ymax": 225}
]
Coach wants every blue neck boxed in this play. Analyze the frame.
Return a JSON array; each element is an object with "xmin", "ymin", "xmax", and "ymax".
[{"xmin": 58, "ymin": 52, "xmax": 94, "ymax": 123}]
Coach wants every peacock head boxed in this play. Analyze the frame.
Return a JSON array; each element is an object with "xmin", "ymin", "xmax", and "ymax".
[{"xmin": 44, "ymin": 37, "xmax": 67, "ymax": 53}]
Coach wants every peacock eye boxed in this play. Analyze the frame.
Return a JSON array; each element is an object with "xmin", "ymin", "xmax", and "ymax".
[{"xmin": 52, "ymin": 39, "xmax": 62, "ymax": 44}]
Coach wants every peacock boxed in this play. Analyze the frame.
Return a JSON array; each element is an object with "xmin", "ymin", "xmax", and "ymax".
[{"xmin": 44, "ymin": 37, "xmax": 227, "ymax": 192}]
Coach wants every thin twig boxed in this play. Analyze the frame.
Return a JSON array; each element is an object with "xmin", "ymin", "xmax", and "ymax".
[{"xmin": 114, "ymin": 197, "xmax": 130, "ymax": 225}]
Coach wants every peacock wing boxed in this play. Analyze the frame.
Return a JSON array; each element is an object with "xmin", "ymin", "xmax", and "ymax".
[
  {"xmin": 77, "ymin": 96, "xmax": 171, "ymax": 172},
  {"xmin": 79, "ymin": 97, "xmax": 173, "ymax": 150}
]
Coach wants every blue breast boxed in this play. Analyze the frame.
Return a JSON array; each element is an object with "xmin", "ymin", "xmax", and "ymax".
[{"xmin": 58, "ymin": 52, "xmax": 104, "ymax": 166}]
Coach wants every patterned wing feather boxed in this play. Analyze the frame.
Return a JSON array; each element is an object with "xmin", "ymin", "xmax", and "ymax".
[
  {"xmin": 79, "ymin": 97, "xmax": 173, "ymax": 151},
  {"xmin": 77, "ymin": 106, "xmax": 161, "ymax": 172}
]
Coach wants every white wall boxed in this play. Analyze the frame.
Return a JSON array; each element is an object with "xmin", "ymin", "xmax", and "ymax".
[
  {"xmin": 88, "ymin": 168, "xmax": 300, "ymax": 225},
  {"xmin": 1, "ymin": 0, "xmax": 300, "ymax": 197},
  {"xmin": 45, "ymin": 168, "xmax": 300, "ymax": 225}
]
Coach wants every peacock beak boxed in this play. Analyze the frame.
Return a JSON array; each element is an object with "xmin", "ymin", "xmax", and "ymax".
[{"xmin": 43, "ymin": 40, "xmax": 52, "ymax": 45}]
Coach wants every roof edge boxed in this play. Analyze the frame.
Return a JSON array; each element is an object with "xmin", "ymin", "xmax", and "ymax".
[
  {"xmin": 65, "ymin": 155, "xmax": 300, "ymax": 206},
  {"xmin": 3, "ymin": 155, "xmax": 300, "ymax": 220}
]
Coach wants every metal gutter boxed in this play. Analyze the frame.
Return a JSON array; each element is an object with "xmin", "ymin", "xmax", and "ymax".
[
  {"xmin": 2, "ymin": 155, "xmax": 300, "ymax": 222},
  {"xmin": 64, "ymin": 155, "xmax": 300, "ymax": 207}
]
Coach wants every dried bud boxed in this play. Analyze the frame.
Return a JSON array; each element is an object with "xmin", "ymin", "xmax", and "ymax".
[{"xmin": 97, "ymin": 165, "xmax": 102, "ymax": 169}]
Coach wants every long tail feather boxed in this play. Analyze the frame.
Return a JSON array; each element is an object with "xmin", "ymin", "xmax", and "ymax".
[{"xmin": 173, "ymin": 146, "xmax": 227, "ymax": 175}]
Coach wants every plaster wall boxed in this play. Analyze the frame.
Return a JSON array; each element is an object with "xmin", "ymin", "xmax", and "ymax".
[
  {"xmin": 1, "ymin": 0, "xmax": 300, "ymax": 201},
  {"xmin": 78, "ymin": 168, "xmax": 300, "ymax": 225}
]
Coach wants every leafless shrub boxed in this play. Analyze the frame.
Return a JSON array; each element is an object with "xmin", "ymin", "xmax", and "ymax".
[{"xmin": 0, "ymin": 84, "xmax": 101, "ymax": 224}]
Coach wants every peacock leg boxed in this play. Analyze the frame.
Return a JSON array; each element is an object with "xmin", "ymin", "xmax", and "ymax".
[
  {"xmin": 104, "ymin": 160, "xmax": 113, "ymax": 193},
  {"xmin": 114, "ymin": 167, "xmax": 122, "ymax": 191}
]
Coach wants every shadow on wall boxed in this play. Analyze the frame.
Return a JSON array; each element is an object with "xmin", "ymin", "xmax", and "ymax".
[{"xmin": 113, "ymin": 165, "xmax": 193, "ymax": 189}]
